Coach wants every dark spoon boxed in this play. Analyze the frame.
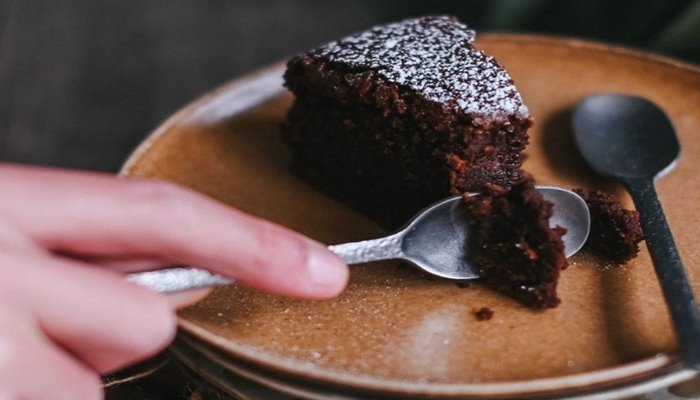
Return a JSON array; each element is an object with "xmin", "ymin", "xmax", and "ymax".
[{"xmin": 573, "ymin": 93, "xmax": 700, "ymax": 369}]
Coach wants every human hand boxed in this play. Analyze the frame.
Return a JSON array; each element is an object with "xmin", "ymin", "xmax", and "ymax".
[{"xmin": 0, "ymin": 163, "xmax": 348, "ymax": 399}]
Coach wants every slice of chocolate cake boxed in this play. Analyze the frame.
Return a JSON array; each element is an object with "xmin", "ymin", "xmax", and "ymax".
[
  {"xmin": 574, "ymin": 188, "xmax": 644, "ymax": 264},
  {"xmin": 463, "ymin": 175, "xmax": 568, "ymax": 309},
  {"xmin": 283, "ymin": 16, "xmax": 567, "ymax": 309},
  {"xmin": 284, "ymin": 16, "xmax": 531, "ymax": 228}
]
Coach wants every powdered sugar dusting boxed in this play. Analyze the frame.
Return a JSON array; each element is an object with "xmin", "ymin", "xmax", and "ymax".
[{"xmin": 311, "ymin": 16, "xmax": 529, "ymax": 118}]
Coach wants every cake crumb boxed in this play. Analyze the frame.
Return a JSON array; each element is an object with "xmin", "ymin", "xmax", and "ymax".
[
  {"xmin": 573, "ymin": 188, "xmax": 644, "ymax": 264},
  {"xmin": 463, "ymin": 174, "xmax": 567, "ymax": 309},
  {"xmin": 474, "ymin": 307, "xmax": 494, "ymax": 321}
]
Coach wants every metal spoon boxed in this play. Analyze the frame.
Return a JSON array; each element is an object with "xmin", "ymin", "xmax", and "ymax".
[
  {"xmin": 573, "ymin": 93, "xmax": 700, "ymax": 369},
  {"xmin": 128, "ymin": 186, "xmax": 590, "ymax": 293}
]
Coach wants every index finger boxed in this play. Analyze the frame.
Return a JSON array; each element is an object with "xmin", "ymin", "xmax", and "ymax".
[{"xmin": 0, "ymin": 164, "xmax": 349, "ymax": 299}]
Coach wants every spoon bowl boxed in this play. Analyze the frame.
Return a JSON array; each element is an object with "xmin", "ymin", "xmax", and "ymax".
[
  {"xmin": 128, "ymin": 186, "xmax": 591, "ymax": 291},
  {"xmin": 398, "ymin": 186, "xmax": 590, "ymax": 280},
  {"xmin": 574, "ymin": 94, "xmax": 680, "ymax": 180}
]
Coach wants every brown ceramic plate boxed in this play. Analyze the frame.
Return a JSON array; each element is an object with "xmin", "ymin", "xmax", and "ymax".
[
  {"xmin": 121, "ymin": 34, "xmax": 700, "ymax": 398},
  {"xmin": 170, "ymin": 332, "xmax": 700, "ymax": 400},
  {"xmin": 171, "ymin": 334, "xmax": 361, "ymax": 400},
  {"xmin": 171, "ymin": 336, "xmax": 292, "ymax": 400}
]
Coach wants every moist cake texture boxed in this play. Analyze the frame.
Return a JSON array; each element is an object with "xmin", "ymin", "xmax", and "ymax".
[
  {"xmin": 284, "ymin": 16, "xmax": 531, "ymax": 227},
  {"xmin": 574, "ymin": 188, "xmax": 644, "ymax": 264},
  {"xmin": 463, "ymin": 175, "xmax": 568, "ymax": 308},
  {"xmin": 283, "ymin": 16, "xmax": 570, "ymax": 309}
]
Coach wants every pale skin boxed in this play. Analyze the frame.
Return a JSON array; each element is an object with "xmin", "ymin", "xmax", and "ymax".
[{"xmin": 0, "ymin": 163, "xmax": 349, "ymax": 399}]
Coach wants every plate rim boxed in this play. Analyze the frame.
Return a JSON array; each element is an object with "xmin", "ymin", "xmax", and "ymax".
[
  {"xmin": 177, "ymin": 321, "xmax": 694, "ymax": 399},
  {"xmin": 120, "ymin": 33, "xmax": 700, "ymax": 397},
  {"xmin": 172, "ymin": 331, "xmax": 694, "ymax": 400}
]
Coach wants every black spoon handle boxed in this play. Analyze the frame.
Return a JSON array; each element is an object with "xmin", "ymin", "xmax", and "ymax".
[{"xmin": 626, "ymin": 178, "xmax": 700, "ymax": 368}]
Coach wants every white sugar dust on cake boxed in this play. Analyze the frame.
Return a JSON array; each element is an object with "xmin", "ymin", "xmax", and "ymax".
[{"xmin": 311, "ymin": 15, "xmax": 529, "ymax": 119}]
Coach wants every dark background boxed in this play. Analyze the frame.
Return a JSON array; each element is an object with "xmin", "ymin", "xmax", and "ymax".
[{"xmin": 1, "ymin": 0, "xmax": 699, "ymax": 173}]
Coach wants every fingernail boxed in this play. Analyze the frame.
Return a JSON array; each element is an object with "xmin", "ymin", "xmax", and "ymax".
[{"xmin": 306, "ymin": 241, "xmax": 348, "ymax": 291}]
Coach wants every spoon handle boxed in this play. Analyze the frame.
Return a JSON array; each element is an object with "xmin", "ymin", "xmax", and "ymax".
[
  {"xmin": 127, "ymin": 235, "xmax": 405, "ymax": 293},
  {"xmin": 328, "ymin": 232, "xmax": 404, "ymax": 264},
  {"xmin": 626, "ymin": 178, "xmax": 700, "ymax": 368},
  {"xmin": 127, "ymin": 267, "xmax": 232, "ymax": 293}
]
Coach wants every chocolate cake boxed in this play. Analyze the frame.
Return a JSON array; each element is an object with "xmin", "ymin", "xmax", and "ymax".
[
  {"xmin": 284, "ymin": 16, "xmax": 531, "ymax": 228},
  {"xmin": 463, "ymin": 176, "xmax": 568, "ymax": 309},
  {"xmin": 283, "ymin": 16, "xmax": 570, "ymax": 309},
  {"xmin": 574, "ymin": 188, "xmax": 644, "ymax": 264}
]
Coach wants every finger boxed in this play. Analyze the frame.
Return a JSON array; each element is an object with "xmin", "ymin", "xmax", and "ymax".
[
  {"xmin": 0, "ymin": 214, "xmax": 44, "ymax": 255},
  {"xmin": 0, "ymin": 307, "xmax": 103, "ymax": 400},
  {"xmin": 78, "ymin": 255, "xmax": 170, "ymax": 272},
  {"xmin": 0, "ymin": 164, "xmax": 348, "ymax": 299},
  {"xmin": 1, "ymin": 250, "xmax": 176, "ymax": 373},
  {"xmin": 166, "ymin": 288, "xmax": 212, "ymax": 309}
]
